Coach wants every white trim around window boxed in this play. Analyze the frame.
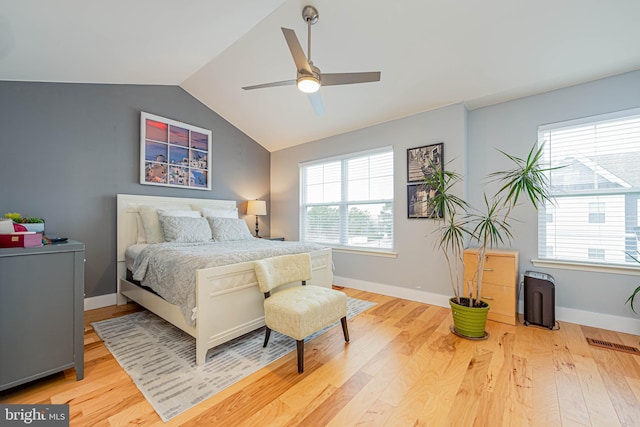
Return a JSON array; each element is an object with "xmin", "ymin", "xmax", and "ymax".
[
  {"xmin": 537, "ymin": 107, "xmax": 640, "ymax": 269},
  {"xmin": 300, "ymin": 146, "xmax": 394, "ymax": 252}
]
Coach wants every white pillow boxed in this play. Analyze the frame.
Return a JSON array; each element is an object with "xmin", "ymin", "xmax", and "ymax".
[
  {"xmin": 135, "ymin": 214, "xmax": 147, "ymax": 244},
  {"xmin": 138, "ymin": 205, "xmax": 194, "ymax": 244},
  {"xmin": 201, "ymin": 207, "xmax": 238, "ymax": 219},
  {"xmin": 159, "ymin": 216, "xmax": 212, "ymax": 243},
  {"xmin": 207, "ymin": 217, "xmax": 254, "ymax": 241},
  {"xmin": 157, "ymin": 208, "xmax": 201, "ymax": 218}
]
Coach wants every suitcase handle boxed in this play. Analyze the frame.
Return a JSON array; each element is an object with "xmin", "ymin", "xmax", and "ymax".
[
  {"xmin": 481, "ymin": 295, "xmax": 494, "ymax": 300},
  {"xmin": 483, "ymin": 268, "xmax": 493, "ymax": 272}
]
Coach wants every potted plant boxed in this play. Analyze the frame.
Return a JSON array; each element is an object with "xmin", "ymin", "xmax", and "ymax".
[
  {"xmin": 422, "ymin": 143, "xmax": 555, "ymax": 338},
  {"xmin": 627, "ymin": 287, "xmax": 640, "ymax": 315},
  {"xmin": 626, "ymin": 252, "xmax": 640, "ymax": 314},
  {"xmin": 4, "ymin": 213, "xmax": 45, "ymax": 233}
]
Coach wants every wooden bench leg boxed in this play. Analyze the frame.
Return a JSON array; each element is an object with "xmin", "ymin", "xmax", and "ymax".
[
  {"xmin": 297, "ymin": 340, "xmax": 304, "ymax": 373},
  {"xmin": 341, "ymin": 317, "xmax": 349, "ymax": 342}
]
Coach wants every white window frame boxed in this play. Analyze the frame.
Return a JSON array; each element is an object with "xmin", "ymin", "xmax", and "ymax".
[
  {"xmin": 534, "ymin": 107, "xmax": 640, "ymax": 274},
  {"xmin": 299, "ymin": 147, "xmax": 394, "ymax": 254}
]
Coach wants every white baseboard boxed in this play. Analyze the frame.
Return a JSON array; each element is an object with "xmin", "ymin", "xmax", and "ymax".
[
  {"xmin": 84, "ymin": 293, "xmax": 117, "ymax": 311},
  {"xmin": 556, "ymin": 306, "xmax": 640, "ymax": 335},
  {"xmin": 334, "ymin": 276, "xmax": 451, "ymax": 309},
  {"xmin": 336, "ymin": 276, "xmax": 640, "ymax": 336}
]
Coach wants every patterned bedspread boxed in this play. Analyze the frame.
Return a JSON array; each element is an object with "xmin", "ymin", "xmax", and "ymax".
[{"xmin": 131, "ymin": 239, "xmax": 327, "ymax": 325}]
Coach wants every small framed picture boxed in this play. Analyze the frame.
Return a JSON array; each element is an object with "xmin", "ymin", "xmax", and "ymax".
[
  {"xmin": 140, "ymin": 112, "xmax": 212, "ymax": 190},
  {"xmin": 407, "ymin": 183, "xmax": 441, "ymax": 219},
  {"xmin": 407, "ymin": 143, "xmax": 443, "ymax": 183}
]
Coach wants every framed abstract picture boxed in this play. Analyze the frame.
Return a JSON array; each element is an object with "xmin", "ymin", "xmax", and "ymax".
[
  {"xmin": 407, "ymin": 142, "xmax": 443, "ymax": 183},
  {"xmin": 140, "ymin": 112, "xmax": 212, "ymax": 190}
]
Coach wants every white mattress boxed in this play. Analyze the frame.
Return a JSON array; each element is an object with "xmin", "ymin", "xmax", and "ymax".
[{"xmin": 125, "ymin": 243, "xmax": 148, "ymax": 271}]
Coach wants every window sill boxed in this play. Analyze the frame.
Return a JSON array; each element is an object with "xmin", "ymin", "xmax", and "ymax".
[
  {"xmin": 531, "ymin": 259, "xmax": 640, "ymax": 276},
  {"xmin": 331, "ymin": 246, "xmax": 398, "ymax": 258}
]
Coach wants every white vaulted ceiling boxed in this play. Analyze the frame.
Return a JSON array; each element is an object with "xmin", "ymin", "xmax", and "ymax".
[{"xmin": 2, "ymin": 0, "xmax": 640, "ymax": 152}]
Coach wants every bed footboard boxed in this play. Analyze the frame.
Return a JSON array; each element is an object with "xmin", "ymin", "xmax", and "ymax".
[{"xmin": 119, "ymin": 248, "xmax": 333, "ymax": 366}]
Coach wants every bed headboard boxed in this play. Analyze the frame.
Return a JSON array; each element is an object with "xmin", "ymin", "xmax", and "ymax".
[{"xmin": 116, "ymin": 193, "xmax": 237, "ymax": 263}]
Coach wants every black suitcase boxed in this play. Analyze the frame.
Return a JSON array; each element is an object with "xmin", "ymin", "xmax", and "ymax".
[{"xmin": 523, "ymin": 271, "xmax": 555, "ymax": 329}]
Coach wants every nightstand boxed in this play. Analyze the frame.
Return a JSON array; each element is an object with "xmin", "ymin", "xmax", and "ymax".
[{"xmin": 262, "ymin": 236, "xmax": 284, "ymax": 241}]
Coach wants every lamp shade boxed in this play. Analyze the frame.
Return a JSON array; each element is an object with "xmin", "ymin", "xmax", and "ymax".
[{"xmin": 247, "ymin": 200, "xmax": 267, "ymax": 216}]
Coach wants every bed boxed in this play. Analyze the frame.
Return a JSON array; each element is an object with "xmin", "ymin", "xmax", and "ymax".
[{"xmin": 116, "ymin": 194, "xmax": 333, "ymax": 365}]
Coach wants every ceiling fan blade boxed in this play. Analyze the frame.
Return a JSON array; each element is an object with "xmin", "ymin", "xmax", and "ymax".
[
  {"xmin": 307, "ymin": 92, "xmax": 324, "ymax": 115},
  {"xmin": 321, "ymin": 72, "xmax": 381, "ymax": 86},
  {"xmin": 281, "ymin": 27, "xmax": 312, "ymax": 74},
  {"xmin": 242, "ymin": 80, "xmax": 296, "ymax": 90}
]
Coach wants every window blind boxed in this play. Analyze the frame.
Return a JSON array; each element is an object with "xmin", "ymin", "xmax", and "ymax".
[
  {"xmin": 300, "ymin": 147, "xmax": 394, "ymax": 250},
  {"xmin": 538, "ymin": 108, "xmax": 640, "ymax": 266}
]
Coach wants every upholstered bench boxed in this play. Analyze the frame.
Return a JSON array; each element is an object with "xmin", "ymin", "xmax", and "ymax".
[{"xmin": 254, "ymin": 253, "xmax": 349, "ymax": 373}]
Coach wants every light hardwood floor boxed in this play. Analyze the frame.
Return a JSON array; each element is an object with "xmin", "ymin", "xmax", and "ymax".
[{"xmin": 2, "ymin": 287, "xmax": 640, "ymax": 426}]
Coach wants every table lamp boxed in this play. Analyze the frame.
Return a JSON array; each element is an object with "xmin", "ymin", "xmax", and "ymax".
[{"xmin": 247, "ymin": 200, "xmax": 267, "ymax": 238}]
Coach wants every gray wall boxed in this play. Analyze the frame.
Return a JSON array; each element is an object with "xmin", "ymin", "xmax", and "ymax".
[
  {"xmin": 272, "ymin": 103, "xmax": 468, "ymax": 298},
  {"xmin": 0, "ymin": 81, "xmax": 270, "ymax": 298},
  {"xmin": 272, "ymin": 70, "xmax": 640, "ymax": 322},
  {"xmin": 468, "ymin": 70, "xmax": 640, "ymax": 319}
]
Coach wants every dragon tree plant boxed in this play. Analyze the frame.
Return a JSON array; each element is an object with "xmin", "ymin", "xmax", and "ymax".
[
  {"xmin": 626, "ymin": 252, "xmax": 640, "ymax": 314},
  {"xmin": 423, "ymin": 142, "xmax": 556, "ymax": 308}
]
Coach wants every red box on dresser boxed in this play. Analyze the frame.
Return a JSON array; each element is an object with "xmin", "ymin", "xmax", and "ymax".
[{"xmin": 0, "ymin": 232, "xmax": 43, "ymax": 248}]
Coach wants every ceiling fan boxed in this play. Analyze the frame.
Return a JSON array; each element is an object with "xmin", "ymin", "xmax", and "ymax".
[{"xmin": 241, "ymin": 5, "xmax": 381, "ymax": 115}]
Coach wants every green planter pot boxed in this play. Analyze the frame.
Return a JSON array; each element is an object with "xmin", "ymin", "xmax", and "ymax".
[{"xmin": 449, "ymin": 297, "xmax": 490, "ymax": 339}]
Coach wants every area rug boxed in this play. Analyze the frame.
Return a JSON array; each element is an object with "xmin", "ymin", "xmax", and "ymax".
[{"xmin": 92, "ymin": 297, "xmax": 375, "ymax": 422}]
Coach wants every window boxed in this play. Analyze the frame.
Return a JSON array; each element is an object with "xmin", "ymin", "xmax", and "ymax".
[
  {"xmin": 538, "ymin": 108, "xmax": 640, "ymax": 266},
  {"xmin": 588, "ymin": 248, "xmax": 605, "ymax": 260},
  {"xmin": 588, "ymin": 202, "xmax": 605, "ymax": 224},
  {"xmin": 300, "ymin": 147, "xmax": 394, "ymax": 251}
]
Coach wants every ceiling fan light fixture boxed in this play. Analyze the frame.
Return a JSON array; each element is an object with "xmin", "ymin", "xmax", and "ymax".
[{"xmin": 297, "ymin": 75, "xmax": 320, "ymax": 93}]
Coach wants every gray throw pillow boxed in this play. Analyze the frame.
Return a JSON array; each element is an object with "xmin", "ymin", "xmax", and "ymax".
[
  {"xmin": 159, "ymin": 216, "xmax": 212, "ymax": 243},
  {"xmin": 207, "ymin": 217, "xmax": 254, "ymax": 241}
]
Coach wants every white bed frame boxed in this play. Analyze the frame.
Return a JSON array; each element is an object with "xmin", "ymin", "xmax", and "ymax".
[{"xmin": 116, "ymin": 194, "xmax": 333, "ymax": 365}]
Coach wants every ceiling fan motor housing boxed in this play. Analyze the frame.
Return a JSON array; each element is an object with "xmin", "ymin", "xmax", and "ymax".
[{"xmin": 297, "ymin": 62, "xmax": 320, "ymax": 81}]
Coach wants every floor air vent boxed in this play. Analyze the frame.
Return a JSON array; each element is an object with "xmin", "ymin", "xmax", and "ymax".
[{"xmin": 586, "ymin": 338, "xmax": 640, "ymax": 355}]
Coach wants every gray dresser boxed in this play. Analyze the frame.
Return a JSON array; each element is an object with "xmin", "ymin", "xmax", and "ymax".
[{"xmin": 0, "ymin": 240, "xmax": 85, "ymax": 391}]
